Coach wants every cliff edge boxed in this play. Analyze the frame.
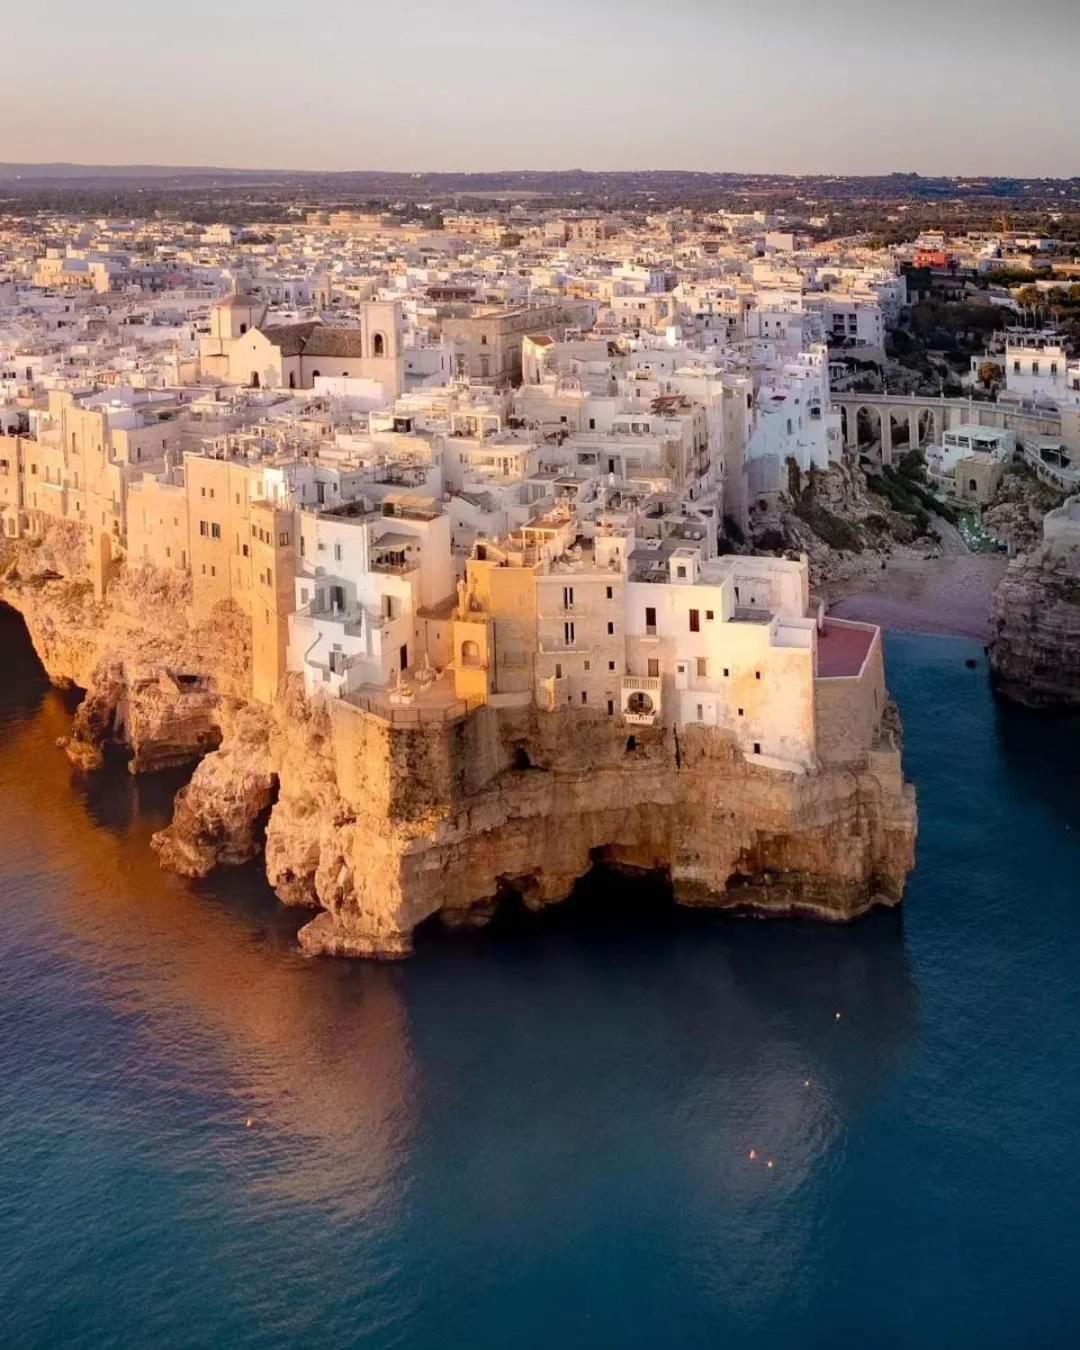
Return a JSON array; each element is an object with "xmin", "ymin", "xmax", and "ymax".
[
  {"xmin": 989, "ymin": 496, "xmax": 1080, "ymax": 707},
  {"xmin": 151, "ymin": 681, "xmax": 916, "ymax": 959}
]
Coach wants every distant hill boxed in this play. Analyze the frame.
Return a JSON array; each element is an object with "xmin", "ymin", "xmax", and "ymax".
[{"xmin": 0, "ymin": 163, "xmax": 271, "ymax": 180}]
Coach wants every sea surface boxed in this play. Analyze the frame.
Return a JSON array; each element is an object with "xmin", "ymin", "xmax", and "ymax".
[{"xmin": 2, "ymin": 604, "xmax": 1079, "ymax": 1350}]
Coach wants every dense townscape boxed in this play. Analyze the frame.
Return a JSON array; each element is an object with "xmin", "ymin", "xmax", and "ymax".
[{"xmin": 2, "ymin": 187, "xmax": 1079, "ymax": 952}]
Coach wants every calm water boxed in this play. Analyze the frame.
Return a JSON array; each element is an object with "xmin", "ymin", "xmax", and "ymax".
[{"xmin": 2, "ymin": 606, "xmax": 1080, "ymax": 1349}]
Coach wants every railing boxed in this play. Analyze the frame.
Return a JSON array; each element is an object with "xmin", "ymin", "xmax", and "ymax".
[
  {"xmin": 344, "ymin": 692, "xmax": 485, "ymax": 726},
  {"xmin": 624, "ymin": 711, "xmax": 658, "ymax": 726},
  {"xmin": 622, "ymin": 675, "xmax": 661, "ymax": 693}
]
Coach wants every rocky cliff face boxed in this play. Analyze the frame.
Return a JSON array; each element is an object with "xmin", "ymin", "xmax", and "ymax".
[
  {"xmin": 990, "ymin": 528, "xmax": 1080, "ymax": 707},
  {"xmin": 1, "ymin": 528, "xmax": 250, "ymax": 771},
  {"xmin": 151, "ymin": 681, "xmax": 916, "ymax": 959},
  {"xmin": 5, "ymin": 524, "xmax": 917, "ymax": 959}
]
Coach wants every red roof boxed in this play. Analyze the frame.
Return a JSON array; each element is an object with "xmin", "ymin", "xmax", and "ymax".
[{"xmin": 816, "ymin": 619, "xmax": 876, "ymax": 678}]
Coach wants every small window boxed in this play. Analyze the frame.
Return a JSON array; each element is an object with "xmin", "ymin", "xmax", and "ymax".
[
  {"xmin": 606, "ymin": 586, "xmax": 613, "ymax": 600},
  {"xmin": 723, "ymin": 667, "xmax": 730, "ymax": 678},
  {"xmin": 737, "ymin": 707, "xmax": 744, "ymax": 717},
  {"xmin": 647, "ymin": 658, "xmax": 660, "ymax": 678},
  {"xmin": 607, "ymin": 622, "xmax": 614, "ymax": 635},
  {"xmin": 755, "ymin": 671, "xmax": 761, "ymax": 681},
  {"xmin": 696, "ymin": 658, "xmax": 707, "ymax": 678},
  {"xmin": 689, "ymin": 609, "xmax": 700, "ymax": 632},
  {"xmin": 555, "ymin": 663, "xmax": 562, "ymax": 678},
  {"xmin": 608, "ymin": 661, "xmax": 616, "ymax": 671},
  {"xmin": 753, "ymin": 742, "xmax": 761, "ymax": 755},
  {"xmin": 706, "ymin": 610, "xmax": 714, "ymax": 621},
  {"xmin": 676, "ymin": 565, "xmax": 686, "ymax": 578},
  {"xmin": 607, "ymin": 699, "xmax": 614, "ymax": 715}
]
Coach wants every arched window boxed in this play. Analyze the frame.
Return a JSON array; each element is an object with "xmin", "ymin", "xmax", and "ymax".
[
  {"xmin": 969, "ymin": 479, "xmax": 978, "ymax": 493},
  {"xmin": 311, "ymin": 370, "xmax": 321, "ymax": 380},
  {"xmin": 373, "ymin": 332, "xmax": 386, "ymax": 357},
  {"xmin": 460, "ymin": 640, "xmax": 481, "ymax": 667}
]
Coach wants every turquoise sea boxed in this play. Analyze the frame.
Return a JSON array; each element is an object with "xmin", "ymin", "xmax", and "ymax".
[{"xmin": 2, "ymin": 604, "xmax": 1079, "ymax": 1349}]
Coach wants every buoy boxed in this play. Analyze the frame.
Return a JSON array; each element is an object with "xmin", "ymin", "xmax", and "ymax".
[
  {"xmin": 766, "ymin": 1160, "xmax": 774, "ymax": 1170},
  {"xmin": 804, "ymin": 1079, "xmax": 811, "ymax": 1088},
  {"xmin": 748, "ymin": 1149, "xmax": 757, "ymax": 1161},
  {"xmin": 245, "ymin": 1118, "xmax": 255, "ymax": 1129},
  {"xmin": 835, "ymin": 1012, "xmax": 842, "ymax": 1021}
]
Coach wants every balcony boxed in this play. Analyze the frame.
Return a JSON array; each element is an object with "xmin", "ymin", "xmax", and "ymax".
[{"xmin": 621, "ymin": 675, "xmax": 661, "ymax": 726}]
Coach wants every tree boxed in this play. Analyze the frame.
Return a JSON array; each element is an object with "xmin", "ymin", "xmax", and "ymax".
[{"xmin": 977, "ymin": 360, "xmax": 1004, "ymax": 389}]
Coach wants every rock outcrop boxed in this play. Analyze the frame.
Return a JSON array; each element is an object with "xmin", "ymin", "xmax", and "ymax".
[
  {"xmin": 6, "ymin": 522, "xmax": 917, "ymax": 960},
  {"xmin": 151, "ymin": 679, "xmax": 916, "ymax": 959},
  {"xmin": 989, "ymin": 496, "xmax": 1080, "ymax": 706},
  {"xmin": 1, "ymin": 529, "xmax": 250, "ymax": 771}
]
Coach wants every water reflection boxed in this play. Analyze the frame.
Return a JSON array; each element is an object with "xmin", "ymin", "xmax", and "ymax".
[
  {"xmin": 2, "ymin": 603, "xmax": 921, "ymax": 1345},
  {"xmin": 403, "ymin": 877, "xmax": 918, "ymax": 1319},
  {"xmin": 1, "ymin": 606, "xmax": 415, "ymax": 1225}
]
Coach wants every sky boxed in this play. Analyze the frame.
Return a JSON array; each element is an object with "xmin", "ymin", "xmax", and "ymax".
[{"xmin": 4, "ymin": 0, "xmax": 1078, "ymax": 176}]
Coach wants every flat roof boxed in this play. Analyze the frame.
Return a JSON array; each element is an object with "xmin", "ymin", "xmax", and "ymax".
[{"xmin": 816, "ymin": 618, "xmax": 875, "ymax": 679}]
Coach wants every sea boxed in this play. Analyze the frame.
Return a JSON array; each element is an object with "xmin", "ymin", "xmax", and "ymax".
[{"xmin": 2, "ymin": 602, "xmax": 1079, "ymax": 1350}]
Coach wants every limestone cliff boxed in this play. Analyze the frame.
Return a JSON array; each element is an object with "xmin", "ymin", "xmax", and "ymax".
[
  {"xmin": 989, "ymin": 506, "xmax": 1080, "ymax": 706},
  {"xmin": 1, "ymin": 527, "xmax": 250, "ymax": 771},
  {"xmin": 150, "ymin": 679, "xmax": 916, "ymax": 959},
  {"xmin": 5, "ymin": 523, "xmax": 917, "ymax": 959}
]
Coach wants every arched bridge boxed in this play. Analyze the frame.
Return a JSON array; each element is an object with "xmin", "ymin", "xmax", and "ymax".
[{"xmin": 830, "ymin": 393, "xmax": 1062, "ymax": 466}]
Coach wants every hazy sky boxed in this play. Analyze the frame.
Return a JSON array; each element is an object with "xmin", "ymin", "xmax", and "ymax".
[{"xmin": 5, "ymin": 0, "xmax": 1078, "ymax": 175}]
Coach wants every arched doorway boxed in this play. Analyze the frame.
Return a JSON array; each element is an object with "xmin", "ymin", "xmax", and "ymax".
[{"xmin": 373, "ymin": 332, "xmax": 386, "ymax": 357}]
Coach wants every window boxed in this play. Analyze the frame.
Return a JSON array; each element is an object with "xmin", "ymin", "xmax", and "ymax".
[
  {"xmin": 607, "ymin": 699, "xmax": 614, "ymax": 715},
  {"xmin": 555, "ymin": 663, "xmax": 562, "ymax": 679},
  {"xmin": 564, "ymin": 620, "xmax": 575, "ymax": 646},
  {"xmin": 1051, "ymin": 363, "xmax": 1058, "ymax": 375},
  {"xmin": 606, "ymin": 586, "xmax": 613, "ymax": 600},
  {"xmin": 723, "ymin": 667, "xmax": 730, "ymax": 677},
  {"xmin": 608, "ymin": 661, "xmax": 616, "ymax": 671},
  {"xmin": 242, "ymin": 543, "xmax": 249, "ymax": 557},
  {"xmin": 278, "ymin": 532, "xmax": 289, "ymax": 546},
  {"xmin": 753, "ymin": 742, "xmax": 761, "ymax": 755},
  {"xmin": 645, "ymin": 606, "xmax": 657, "ymax": 635},
  {"xmin": 584, "ymin": 660, "xmax": 591, "ymax": 672},
  {"xmin": 210, "ymin": 523, "xmax": 221, "ymax": 540},
  {"xmin": 737, "ymin": 707, "xmax": 744, "ymax": 717},
  {"xmin": 755, "ymin": 670, "xmax": 761, "ymax": 681},
  {"xmin": 706, "ymin": 610, "xmax": 714, "ymax": 621},
  {"xmin": 199, "ymin": 520, "xmax": 208, "ymax": 536},
  {"xmin": 689, "ymin": 609, "xmax": 700, "ymax": 632},
  {"xmin": 647, "ymin": 658, "xmax": 660, "ymax": 678},
  {"xmin": 1032, "ymin": 362, "xmax": 1040, "ymax": 375},
  {"xmin": 581, "ymin": 692, "xmax": 587, "ymax": 705},
  {"xmin": 676, "ymin": 565, "xmax": 687, "ymax": 578},
  {"xmin": 607, "ymin": 622, "xmax": 615, "ymax": 635},
  {"xmin": 563, "ymin": 585, "xmax": 574, "ymax": 609},
  {"xmin": 697, "ymin": 705, "xmax": 703, "ymax": 721},
  {"xmin": 1014, "ymin": 361, "xmax": 1021, "ymax": 373},
  {"xmin": 696, "ymin": 658, "xmax": 707, "ymax": 678}
]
